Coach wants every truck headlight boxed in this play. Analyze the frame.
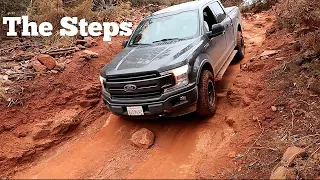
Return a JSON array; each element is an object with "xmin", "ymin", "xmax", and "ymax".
[
  {"xmin": 161, "ymin": 64, "xmax": 189, "ymax": 92},
  {"xmin": 99, "ymin": 75, "xmax": 106, "ymax": 87}
]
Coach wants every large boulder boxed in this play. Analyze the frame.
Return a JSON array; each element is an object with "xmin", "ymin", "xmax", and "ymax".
[
  {"xmin": 130, "ymin": 128, "xmax": 155, "ymax": 149},
  {"xmin": 37, "ymin": 54, "xmax": 56, "ymax": 70},
  {"xmin": 31, "ymin": 58, "xmax": 47, "ymax": 73}
]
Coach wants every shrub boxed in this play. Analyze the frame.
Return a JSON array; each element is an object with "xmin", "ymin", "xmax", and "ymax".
[
  {"xmin": 28, "ymin": 0, "xmax": 67, "ymax": 31},
  {"xmin": 0, "ymin": 0, "xmax": 31, "ymax": 40},
  {"xmin": 67, "ymin": 0, "xmax": 95, "ymax": 21},
  {"xmin": 275, "ymin": 0, "xmax": 320, "ymax": 31},
  {"xmin": 42, "ymin": 31, "xmax": 75, "ymax": 48},
  {"xmin": 97, "ymin": 2, "xmax": 131, "ymax": 21},
  {"xmin": 274, "ymin": 0, "xmax": 320, "ymax": 53},
  {"xmin": 240, "ymin": 0, "xmax": 278, "ymax": 13}
]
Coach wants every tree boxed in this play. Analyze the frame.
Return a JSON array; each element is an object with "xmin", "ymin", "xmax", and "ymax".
[
  {"xmin": 93, "ymin": 0, "xmax": 115, "ymax": 11},
  {"xmin": 0, "ymin": 0, "xmax": 31, "ymax": 40}
]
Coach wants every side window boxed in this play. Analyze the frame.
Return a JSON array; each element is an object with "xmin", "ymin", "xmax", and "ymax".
[
  {"xmin": 209, "ymin": 2, "xmax": 226, "ymax": 23},
  {"xmin": 202, "ymin": 6, "xmax": 218, "ymax": 32}
]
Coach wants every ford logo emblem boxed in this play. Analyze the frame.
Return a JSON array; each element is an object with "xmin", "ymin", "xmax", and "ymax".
[{"xmin": 124, "ymin": 84, "xmax": 137, "ymax": 92}]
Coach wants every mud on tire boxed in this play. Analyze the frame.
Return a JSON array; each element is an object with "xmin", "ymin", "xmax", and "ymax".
[
  {"xmin": 235, "ymin": 31, "xmax": 245, "ymax": 61},
  {"xmin": 196, "ymin": 70, "xmax": 217, "ymax": 117}
]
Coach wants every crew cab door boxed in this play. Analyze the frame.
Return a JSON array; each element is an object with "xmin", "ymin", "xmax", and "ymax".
[
  {"xmin": 209, "ymin": 1, "xmax": 235, "ymax": 56},
  {"xmin": 202, "ymin": 6, "xmax": 227, "ymax": 75}
]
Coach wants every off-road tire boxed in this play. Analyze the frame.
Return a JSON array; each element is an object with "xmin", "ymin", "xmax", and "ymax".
[
  {"xmin": 196, "ymin": 70, "xmax": 217, "ymax": 117},
  {"xmin": 235, "ymin": 31, "xmax": 245, "ymax": 61}
]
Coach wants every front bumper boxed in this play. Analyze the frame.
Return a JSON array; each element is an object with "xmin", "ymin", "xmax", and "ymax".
[{"xmin": 102, "ymin": 84, "xmax": 198, "ymax": 118}]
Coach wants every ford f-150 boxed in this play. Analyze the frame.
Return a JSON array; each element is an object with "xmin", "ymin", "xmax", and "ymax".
[{"xmin": 100, "ymin": 0, "xmax": 245, "ymax": 118}]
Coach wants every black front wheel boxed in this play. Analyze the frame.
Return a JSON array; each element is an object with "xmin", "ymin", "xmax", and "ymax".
[
  {"xmin": 196, "ymin": 70, "xmax": 217, "ymax": 117},
  {"xmin": 235, "ymin": 31, "xmax": 245, "ymax": 61}
]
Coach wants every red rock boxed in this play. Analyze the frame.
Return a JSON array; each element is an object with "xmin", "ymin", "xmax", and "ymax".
[
  {"xmin": 225, "ymin": 116, "xmax": 235, "ymax": 127},
  {"xmin": 85, "ymin": 84, "xmax": 101, "ymax": 97},
  {"xmin": 130, "ymin": 128, "xmax": 155, "ymax": 149},
  {"xmin": 77, "ymin": 44, "xmax": 86, "ymax": 50},
  {"xmin": 84, "ymin": 37, "xmax": 97, "ymax": 48},
  {"xmin": 50, "ymin": 109, "xmax": 81, "ymax": 135},
  {"xmin": 54, "ymin": 62, "xmax": 66, "ymax": 71},
  {"xmin": 271, "ymin": 106, "xmax": 277, "ymax": 112},
  {"xmin": 36, "ymin": 54, "xmax": 56, "ymax": 70},
  {"xmin": 31, "ymin": 59, "xmax": 47, "ymax": 73},
  {"xmin": 260, "ymin": 50, "xmax": 279, "ymax": 57},
  {"xmin": 75, "ymin": 39, "xmax": 86, "ymax": 45},
  {"xmin": 16, "ymin": 50, "xmax": 25, "ymax": 56},
  {"xmin": 80, "ymin": 99, "xmax": 100, "ymax": 108},
  {"xmin": 31, "ymin": 126, "xmax": 50, "ymax": 140},
  {"xmin": 51, "ymin": 70, "xmax": 59, "ymax": 74},
  {"xmin": 35, "ymin": 139, "xmax": 54, "ymax": 150},
  {"xmin": 81, "ymin": 50, "xmax": 99, "ymax": 58}
]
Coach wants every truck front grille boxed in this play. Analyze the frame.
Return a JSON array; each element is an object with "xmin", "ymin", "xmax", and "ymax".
[{"xmin": 104, "ymin": 72, "xmax": 175, "ymax": 100}]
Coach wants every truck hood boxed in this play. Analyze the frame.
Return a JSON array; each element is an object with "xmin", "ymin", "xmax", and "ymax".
[{"xmin": 101, "ymin": 38, "xmax": 200, "ymax": 76}]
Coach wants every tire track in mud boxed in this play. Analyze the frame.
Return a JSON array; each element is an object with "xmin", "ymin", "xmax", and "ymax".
[{"xmin": 14, "ymin": 12, "xmax": 275, "ymax": 179}]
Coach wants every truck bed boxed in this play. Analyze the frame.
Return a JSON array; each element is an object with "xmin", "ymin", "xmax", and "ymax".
[{"xmin": 224, "ymin": 6, "xmax": 238, "ymax": 14}]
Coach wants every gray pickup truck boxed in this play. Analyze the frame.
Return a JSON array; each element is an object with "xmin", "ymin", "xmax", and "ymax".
[{"xmin": 100, "ymin": 0, "xmax": 245, "ymax": 118}]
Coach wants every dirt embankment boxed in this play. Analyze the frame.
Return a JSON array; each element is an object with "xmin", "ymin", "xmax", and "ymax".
[
  {"xmin": 1, "ymin": 9, "xmax": 319, "ymax": 179},
  {"xmin": 0, "ymin": 36, "xmax": 127, "ymax": 177}
]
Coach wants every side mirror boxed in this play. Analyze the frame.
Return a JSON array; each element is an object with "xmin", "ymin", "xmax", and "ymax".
[
  {"xmin": 207, "ymin": 24, "xmax": 225, "ymax": 38},
  {"xmin": 122, "ymin": 40, "xmax": 128, "ymax": 48}
]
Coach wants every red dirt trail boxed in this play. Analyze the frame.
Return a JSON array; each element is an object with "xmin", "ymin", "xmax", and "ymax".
[{"xmin": 9, "ymin": 12, "xmax": 275, "ymax": 179}]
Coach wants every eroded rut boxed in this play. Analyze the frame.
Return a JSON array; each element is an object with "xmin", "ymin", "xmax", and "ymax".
[{"xmin": 14, "ymin": 12, "xmax": 274, "ymax": 179}]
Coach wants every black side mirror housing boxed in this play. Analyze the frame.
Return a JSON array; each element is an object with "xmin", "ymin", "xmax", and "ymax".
[
  {"xmin": 207, "ymin": 24, "xmax": 225, "ymax": 39},
  {"xmin": 122, "ymin": 40, "xmax": 128, "ymax": 48}
]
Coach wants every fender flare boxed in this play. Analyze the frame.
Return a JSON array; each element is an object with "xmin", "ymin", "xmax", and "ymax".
[{"xmin": 191, "ymin": 53, "xmax": 214, "ymax": 85}]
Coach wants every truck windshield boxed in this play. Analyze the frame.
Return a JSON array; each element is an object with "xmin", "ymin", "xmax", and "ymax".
[{"xmin": 129, "ymin": 10, "xmax": 199, "ymax": 46}]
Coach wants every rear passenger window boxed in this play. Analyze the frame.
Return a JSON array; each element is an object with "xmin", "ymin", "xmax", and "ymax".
[
  {"xmin": 209, "ymin": 2, "xmax": 226, "ymax": 23},
  {"xmin": 203, "ymin": 6, "xmax": 218, "ymax": 32}
]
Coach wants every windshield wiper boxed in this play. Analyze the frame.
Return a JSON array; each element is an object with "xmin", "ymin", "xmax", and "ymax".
[
  {"xmin": 132, "ymin": 42, "xmax": 151, "ymax": 46},
  {"xmin": 152, "ymin": 38, "xmax": 184, "ymax": 43}
]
